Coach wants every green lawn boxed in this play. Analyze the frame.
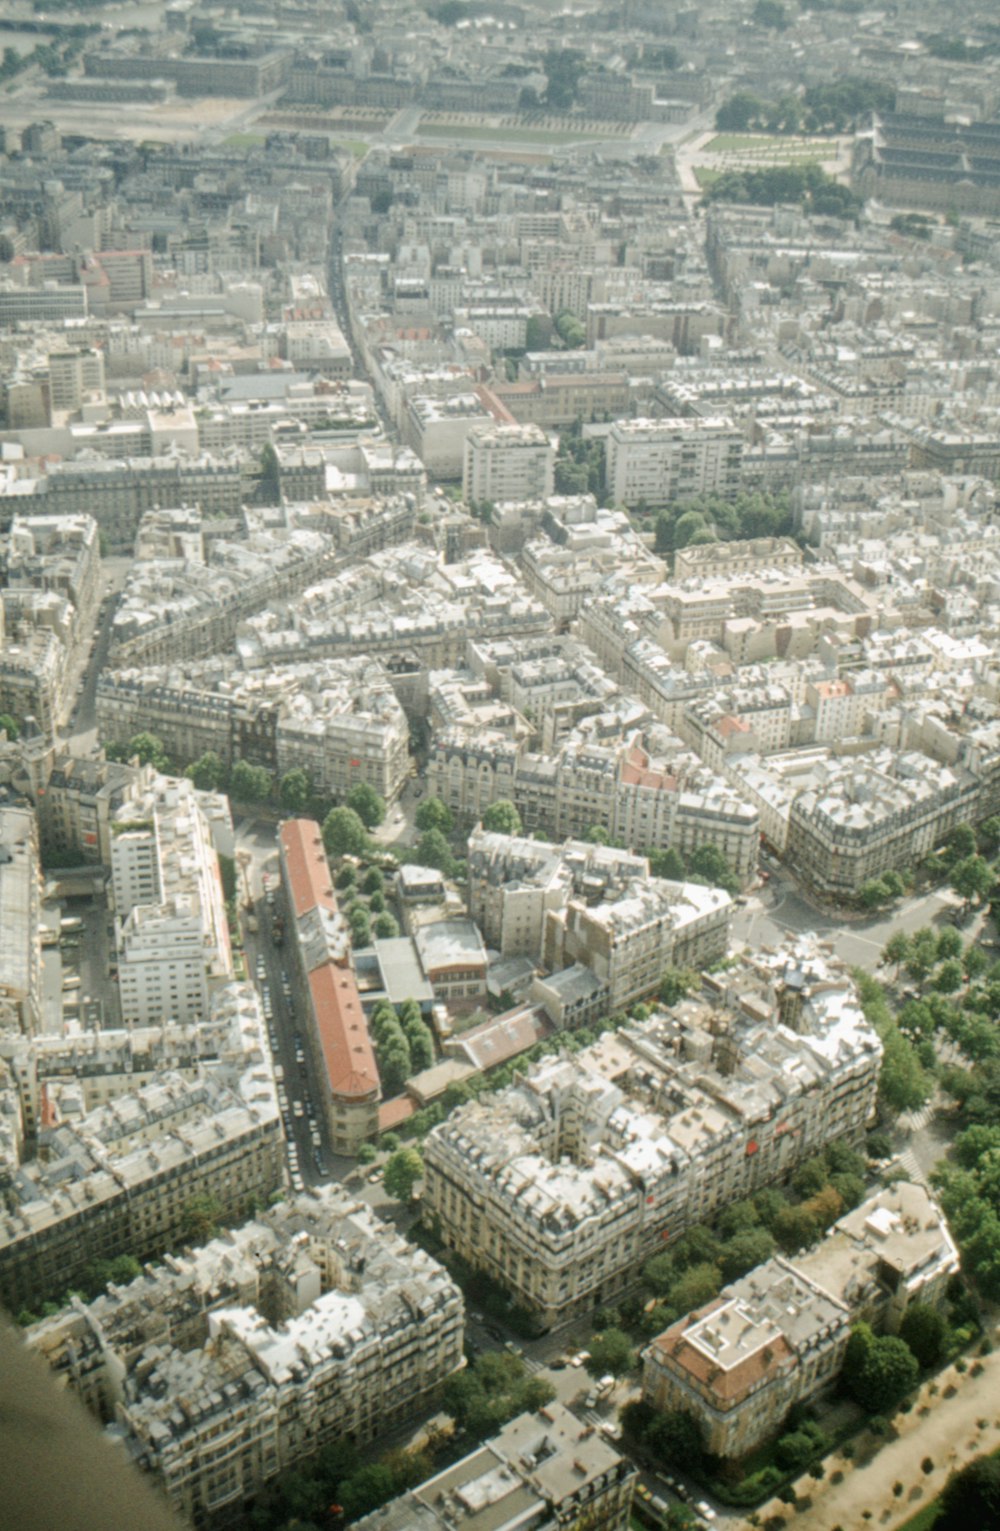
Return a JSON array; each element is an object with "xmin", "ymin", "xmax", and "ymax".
[
  {"xmin": 706, "ymin": 132, "xmax": 837, "ymax": 154},
  {"xmin": 897, "ymin": 1500, "xmax": 941, "ymax": 1531},
  {"xmin": 419, "ymin": 122, "xmax": 604, "ymax": 145},
  {"xmin": 223, "ymin": 132, "xmax": 265, "ymax": 149},
  {"xmin": 693, "ymin": 166, "xmax": 720, "ymax": 187}
]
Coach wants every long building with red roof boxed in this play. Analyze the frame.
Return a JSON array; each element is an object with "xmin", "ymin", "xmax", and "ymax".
[{"xmin": 278, "ymin": 819, "xmax": 380, "ymax": 1155}]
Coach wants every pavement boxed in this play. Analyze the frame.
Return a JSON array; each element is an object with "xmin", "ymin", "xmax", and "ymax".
[{"xmin": 731, "ymin": 860, "xmax": 982, "ymax": 975}]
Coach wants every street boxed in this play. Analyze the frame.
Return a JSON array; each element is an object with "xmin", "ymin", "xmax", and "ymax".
[{"xmin": 731, "ymin": 860, "xmax": 982, "ymax": 976}]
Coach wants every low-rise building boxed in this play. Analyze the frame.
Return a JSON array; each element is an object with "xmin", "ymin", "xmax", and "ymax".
[
  {"xmin": 353, "ymin": 1402, "xmax": 636, "ymax": 1530},
  {"xmin": 643, "ymin": 1181, "xmax": 958, "ymax": 1459},
  {"xmin": 279, "ymin": 819, "xmax": 380, "ymax": 1154}
]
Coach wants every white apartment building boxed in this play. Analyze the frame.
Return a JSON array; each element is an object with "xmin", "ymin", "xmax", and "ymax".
[
  {"xmin": 605, "ymin": 416, "xmax": 744, "ymax": 508},
  {"xmin": 48, "ymin": 346, "xmax": 106, "ymax": 415},
  {"xmin": 462, "ymin": 421, "xmax": 555, "ymax": 507},
  {"xmin": 111, "ymin": 775, "xmax": 232, "ymax": 1026},
  {"xmin": 0, "ymin": 806, "xmax": 43, "ymax": 1037},
  {"xmin": 424, "ymin": 939, "xmax": 881, "ymax": 1327}
]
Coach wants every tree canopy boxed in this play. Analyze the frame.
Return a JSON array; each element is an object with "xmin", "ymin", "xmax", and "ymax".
[
  {"xmin": 383, "ymin": 1146, "xmax": 424, "ymax": 1200},
  {"xmin": 843, "ymin": 1322, "xmax": 919, "ymax": 1413},
  {"xmin": 482, "ymin": 799, "xmax": 523, "ymax": 836},
  {"xmin": 322, "ymin": 806, "xmax": 368, "ymax": 859},
  {"xmin": 346, "ymin": 781, "xmax": 386, "ymax": 829}
]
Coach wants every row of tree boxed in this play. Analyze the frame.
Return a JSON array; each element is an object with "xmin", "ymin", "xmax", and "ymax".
[
  {"xmin": 369, "ymin": 1000, "xmax": 435, "ymax": 1096},
  {"xmin": 701, "ymin": 163, "xmax": 862, "ymax": 218},
  {"xmin": 650, "ymin": 490, "xmax": 794, "ymax": 558},
  {"xmin": 715, "ymin": 76, "xmax": 895, "ymax": 134}
]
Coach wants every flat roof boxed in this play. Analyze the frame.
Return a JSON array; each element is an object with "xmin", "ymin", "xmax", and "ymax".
[{"xmin": 372, "ymin": 936, "xmax": 435, "ymax": 1006}]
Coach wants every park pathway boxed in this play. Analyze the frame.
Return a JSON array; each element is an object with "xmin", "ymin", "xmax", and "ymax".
[{"xmin": 755, "ymin": 1340, "xmax": 1000, "ymax": 1530}]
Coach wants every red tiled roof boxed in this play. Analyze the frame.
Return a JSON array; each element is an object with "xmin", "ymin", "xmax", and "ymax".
[
  {"xmin": 279, "ymin": 818, "xmax": 337, "ymax": 920},
  {"xmin": 309, "ymin": 963, "xmax": 380, "ymax": 1101},
  {"xmin": 378, "ymin": 1096, "xmax": 416, "ymax": 1132}
]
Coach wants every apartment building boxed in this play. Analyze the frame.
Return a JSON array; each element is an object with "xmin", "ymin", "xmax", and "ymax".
[
  {"xmin": 423, "ymin": 939, "xmax": 879, "ymax": 1327},
  {"xmin": 279, "ymin": 819, "xmax": 380, "ymax": 1154},
  {"xmin": 0, "ymin": 984, "xmax": 284, "ymax": 1313},
  {"xmin": 100, "ymin": 656, "xmax": 411, "ymax": 804},
  {"xmin": 353, "ymin": 1403, "xmax": 636, "ymax": 1531},
  {"xmin": 0, "ymin": 805, "xmax": 43, "ymax": 1037},
  {"xmin": 462, "ymin": 421, "xmax": 555, "ymax": 508},
  {"xmin": 3, "ymin": 512, "xmax": 101, "ymax": 637},
  {"xmin": 429, "ymin": 727, "xmax": 759, "ymax": 880},
  {"xmin": 643, "ymin": 1182, "xmax": 958, "ymax": 1459},
  {"xmin": 542, "ymin": 876, "xmax": 731, "ymax": 1013},
  {"xmin": 27, "ymin": 1188, "xmax": 463, "ymax": 1529},
  {"xmin": 111, "ymin": 774, "xmax": 232, "ymax": 1026},
  {"xmin": 47, "ymin": 347, "xmax": 106, "ymax": 415},
  {"xmin": 787, "ymin": 748, "xmax": 981, "ymax": 897},
  {"xmin": 468, "ymin": 828, "xmax": 649, "ymax": 960},
  {"xmin": 605, "ymin": 417, "xmax": 744, "ymax": 509}
]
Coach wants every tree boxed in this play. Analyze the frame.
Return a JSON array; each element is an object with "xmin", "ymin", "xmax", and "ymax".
[
  {"xmin": 346, "ymin": 781, "xmax": 386, "ymax": 829},
  {"xmin": 585, "ymin": 1328, "xmax": 636, "ymax": 1379},
  {"xmin": 773, "ymin": 1203, "xmax": 821, "ymax": 1254},
  {"xmin": 687, "ymin": 843, "xmax": 740, "ymax": 895},
  {"xmin": 279, "ymin": 768, "xmax": 312, "ymax": 814},
  {"xmin": 230, "ymin": 760, "xmax": 272, "ymax": 803},
  {"xmin": 349, "ymin": 906, "xmax": 371, "ymax": 947},
  {"xmin": 951, "ymin": 854, "xmax": 994, "ymax": 908},
  {"xmin": 643, "ymin": 1409, "xmax": 707, "ymax": 1474},
  {"xmin": 362, "ymin": 866, "xmax": 384, "ymax": 895},
  {"xmin": 338, "ymin": 1464, "xmax": 396, "ymax": 1521},
  {"xmin": 181, "ymin": 1193, "xmax": 223, "ymax": 1244},
  {"xmin": 669, "ymin": 1262, "xmax": 722, "ymax": 1314},
  {"xmin": 719, "ymin": 1228, "xmax": 775, "ymax": 1282},
  {"xmin": 373, "ymin": 911, "xmax": 399, "ymax": 939},
  {"xmin": 947, "ymin": 822, "xmax": 978, "ymax": 863},
  {"xmin": 659, "ymin": 966, "xmax": 699, "ymax": 1006},
  {"xmin": 259, "ymin": 442, "xmax": 281, "ymax": 504},
  {"xmin": 186, "ymin": 751, "xmax": 226, "ymax": 792},
  {"xmin": 934, "ymin": 958, "xmax": 964, "ymax": 995},
  {"xmin": 650, "ymin": 847, "xmax": 686, "ymax": 881},
  {"xmin": 938, "ymin": 1453, "xmax": 1000, "ymax": 1531},
  {"xmin": 402, "ymin": 1014, "xmax": 434, "ymax": 1071},
  {"xmin": 935, "ymin": 925, "xmax": 963, "ymax": 961},
  {"xmin": 482, "ymin": 799, "xmax": 523, "ymax": 836},
  {"xmin": 323, "ymin": 806, "xmax": 368, "ymax": 859},
  {"xmin": 356, "ymin": 1142, "xmax": 377, "ymax": 1165},
  {"xmin": 898, "ymin": 1304, "xmax": 946, "ymax": 1368},
  {"xmin": 411, "ymin": 827, "xmax": 454, "ymax": 873},
  {"xmin": 124, "ymin": 731, "xmax": 170, "ymax": 770},
  {"xmin": 843, "ymin": 1323, "xmax": 918, "ymax": 1413},
  {"xmin": 383, "ymin": 1146, "xmax": 423, "ymax": 1200},
  {"xmin": 415, "ymin": 796, "xmax": 453, "ymax": 834},
  {"xmin": 0, "ymin": 712, "xmax": 19, "ymax": 740}
]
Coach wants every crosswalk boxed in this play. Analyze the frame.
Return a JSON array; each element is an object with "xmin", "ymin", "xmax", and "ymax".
[
  {"xmin": 898, "ymin": 1101, "xmax": 937, "ymax": 1133},
  {"xmin": 896, "ymin": 1148, "xmax": 925, "ymax": 1184}
]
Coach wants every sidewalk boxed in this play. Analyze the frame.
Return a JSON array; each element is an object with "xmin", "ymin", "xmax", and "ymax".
[{"xmin": 758, "ymin": 1345, "xmax": 1000, "ymax": 1530}]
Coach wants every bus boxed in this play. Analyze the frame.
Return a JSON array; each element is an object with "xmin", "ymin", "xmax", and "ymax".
[{"xmin": 60, "ymin": 917, "xmax": 84, "ymax": 934}]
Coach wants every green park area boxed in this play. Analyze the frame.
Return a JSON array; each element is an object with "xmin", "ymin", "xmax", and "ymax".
[{"xmin": 705, "ymin": 132, "xmax": 837, "ymax": 158}]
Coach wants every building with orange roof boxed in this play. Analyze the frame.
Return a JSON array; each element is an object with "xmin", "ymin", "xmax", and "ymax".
[{"xmin": 279, "ymin": 819, "xmax": 380, "ymax": 1154}]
